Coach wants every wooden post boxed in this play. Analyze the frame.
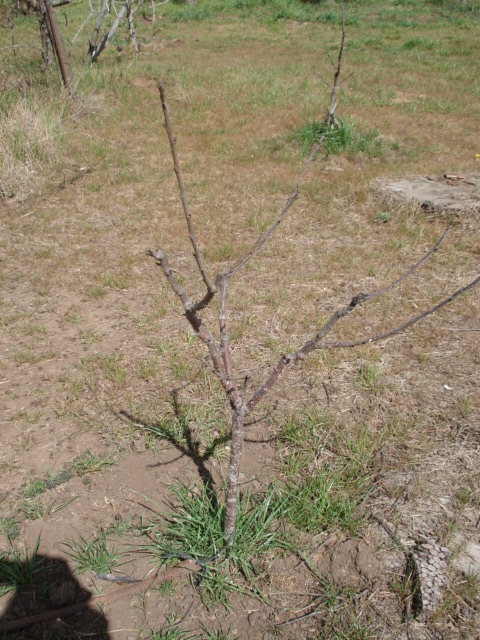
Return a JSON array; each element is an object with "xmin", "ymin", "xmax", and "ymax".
[{"xmin": 42, "ymin": 0, "xmax": 75, "ymax": 92}]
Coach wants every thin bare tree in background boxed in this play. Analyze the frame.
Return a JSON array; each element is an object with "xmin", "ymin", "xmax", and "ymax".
[
  {"xmin": 86, "ymin": 0, "xmax": 170, "ymax": 61},
  {"xmin": 86, "ymin": 0, "xmax": 109, "ymax": 61},
  {"xmin": 324, "ymin": 0, "xmax": 352, "ymax": 128},
  {"xmin": 149, "ymin": 83, "xmax": 479, "ymax": 545}
]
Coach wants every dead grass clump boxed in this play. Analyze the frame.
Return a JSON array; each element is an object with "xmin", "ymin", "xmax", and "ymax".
[
  {"xmin": 0, "ymin": 93, "xmax": 63, "ymax": 200},
  {"xmin": 68, "ymin": 90, "xmax": 107, "ymax": 123},
  {"xmin": 0, "ymin": 88, "xmax": 106, "ymax": 200}
]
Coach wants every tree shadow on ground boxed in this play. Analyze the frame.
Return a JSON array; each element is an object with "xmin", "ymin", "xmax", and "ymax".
[
  {"xmin": 0, "ymin": 550, "xmax": 109, "ymax": 639},
  {"xmin": 119, "ymin": 396, "xmax": 231, "ymax": 511}
]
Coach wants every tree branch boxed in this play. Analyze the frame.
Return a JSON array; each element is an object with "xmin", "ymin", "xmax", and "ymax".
[
  {"xmin": 224, "ymin": 141, "xmax": 322, "ymax": 279},
  {"xmin": 367, "ymin": 226, "xmax": 450, "ymax": 302},
  {"xmin": 147, "ymin": 250, "xmax": 240, "ymax": 408},
  {"xmin": 158, "ymin": 81, "xmax": 216, "ymax": 297},
  {"xmin": 247, "ymin": 230, "xmax": 474, "ymax": 410},
  {"xmin": 321, "ymin": 274, "xmax": 480, "ymax": 351},
  {"xmin": 147, "ymin": 249, "xmax": 191, "ymax": 308},
  {"xmin": 219, "ymin": 277, "xmax": 233, "ymax": 382}
]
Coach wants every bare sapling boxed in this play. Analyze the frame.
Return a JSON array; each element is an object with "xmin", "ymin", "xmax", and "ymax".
[
  {"xmin": 148, "ymin": 83, "xmax": 480, "ymax": 546},
  {"xmin": 324, "ymin": 0, "xmax": 352, "ymax": 129}
]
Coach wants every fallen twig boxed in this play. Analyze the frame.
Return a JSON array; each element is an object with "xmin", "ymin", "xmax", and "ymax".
[{"xmin": 276, "ymin": 608, "xmax": 322, "ymax": 628}]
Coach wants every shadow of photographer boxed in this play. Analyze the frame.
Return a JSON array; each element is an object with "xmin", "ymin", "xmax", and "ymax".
[{"xmin": 0, "ymin": 547, "xmax": 109, "ymax": 639}]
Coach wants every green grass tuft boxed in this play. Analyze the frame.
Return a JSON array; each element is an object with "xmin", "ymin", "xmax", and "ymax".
[
  {"xmin": 0, "ymin": 538, "xmax": 43, "ymax": 596},
  {"xmin": 72, "ymin": 450, "xmax": 117, "ymax": 476},
  {"xmin": 24, "ymin": 479, "xmax": 47, "ymax": 498},
  {"xmin": 63, "ymin": 530, "xmax": 120, "ymax": 575},
  {"xmin": 292, "ymin": 119, "xmax": 383, "ymax": 157},
  {"xmin": 279, "ymin": 467, "xmax": 364, "ymax": 535},
  {"xmin": 139, "ymin": 482, "xmax": 289, "ymax": 607},
  {"xmin": 277, "ymin": 411, "xmax": 375, "ymax": 535}
]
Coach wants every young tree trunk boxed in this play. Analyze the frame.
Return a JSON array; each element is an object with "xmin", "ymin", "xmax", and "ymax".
[
  {"xmin": 224, "ymin": 403, "xmax": 247, "ymax": 545},
  {"xmin": 325, "ymin": 0, "xmax": 344, "ymax": 128},
  {"xmin": 326, "ymin": 84, "xmax": 339, "ymax": 129}
]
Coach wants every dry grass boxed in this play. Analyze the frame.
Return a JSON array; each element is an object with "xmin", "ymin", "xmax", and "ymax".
[
  {"xmin": 0, "ymin": 76, "xmax": 105, "ymax": 200},
  {"xmin": 0, "ymin": 91, "xmax": 64, "ymax": 199}
]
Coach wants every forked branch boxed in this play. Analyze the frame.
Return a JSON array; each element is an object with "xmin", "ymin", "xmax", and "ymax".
[
  {"xmin": 147, "ymin": 249, "xmax": 240, "ymax": 408},
  {"xmin": 321, "ymin": 274, "xmax": 480, "ymax": 351}
]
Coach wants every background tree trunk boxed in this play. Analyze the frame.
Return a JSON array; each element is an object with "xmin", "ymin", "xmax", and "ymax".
[
  {"xmin": 88, "ymin": 0, "xmax": 109, "ymax": 63},
  {"xmin": 35, "ymin": 0, "xmax": 53, "ymax": 67},
  {"xmin": 91, "ymin": 1, "xmax": 127, "ymax": 61}
]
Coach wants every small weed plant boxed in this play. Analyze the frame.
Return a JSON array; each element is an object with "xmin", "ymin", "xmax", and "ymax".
[
  {"xmin": 20, "ymin": 496, "xmax": 77, "ymax": 521},
  {"xmin": 0, "ymin": 538, "xmax": 43, "ymax": 596},
  {"xmin": 24, "ymin": 479, "xmax": 47, "ymax": 498},
  {"xmin": 63, "ymin": 530, "xmax": 120, "ymax": 575},
  {"xmin": 292, "ymin": 119, "xmax": 383, "ymax": 157},
  {"xmin": 72, "ymin": 450, "xmax": 117, "ymax": 476}
]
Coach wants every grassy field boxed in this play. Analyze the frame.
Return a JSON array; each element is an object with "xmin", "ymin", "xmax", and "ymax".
[{"xmin": 1, "ymin": 0, "xmax": 480, "ymax": 638}]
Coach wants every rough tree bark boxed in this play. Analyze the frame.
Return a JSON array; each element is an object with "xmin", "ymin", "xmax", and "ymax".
[
  {"xmin": 42, "ymin": 0, "xmax": 74, "ymax": 90},
  {"xmin": 149, "ymin": 83, "xmax": 480, "ymax": 546},
  {"xmin": 32, "ymin": 0, "xmax": 53, "ymax": 67}
]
